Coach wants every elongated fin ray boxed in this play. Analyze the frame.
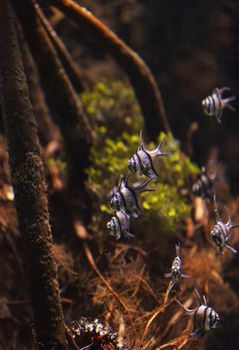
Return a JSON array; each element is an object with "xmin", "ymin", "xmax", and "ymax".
[
  {"xmin": 139, "ymin": 130, "xmax": 168, "ymax": 157},
  {"xmin": 175, "ymin": 242, "xmax": 181, "ymax": 257},
  {"xmin": 182, "ymin": 273, "xmax": 191, "ymax": 279},
  {"xmin": 224, "ymin": 205, "xmax": 232, "ymax": 229},
  {"xmin": 175, "ymin": 299, "xmax": 198, "ymax": 314},
  {"xmin": 223, "ymin": 96, "xmax": 236, "ymax": 112},
  {"xmin": 194, "ymin": 289, "xmax": 203, "ymax": 305},
  {"xmin": 213, "ymin": 194, "xmax": 221, "ymax": 223},
  {"xmin": 134, "ymin": 178, "xmax": 155, "ymax": 194},
  {"xmin": 225, "ymin": 244, "xmax": 237, "ymax": 254},
  {"xmin": 124, "ymin": 231, "xmax": 135, "ymax": 239}
]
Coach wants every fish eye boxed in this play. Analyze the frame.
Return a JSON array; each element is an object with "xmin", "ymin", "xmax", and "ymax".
[
  {"xmin": 128, "ymin": 158, "xmax": 134, "ymax": 172},
  {"xmin": 106, "ymin": 220, "xmax": 112, "ymax": 230},
  {"xmin": 111, "ymin": 195, "xmax": 121, "ymax": 210},
  {"xmin": 129, "ymin": 157, "xmax": 137, "ymax": 173},
  {"xmin": 211, "ymin": 227, "xmax": 220, "ymax": 237},
  {"xmin": 192, "ymin": 183, "xmax": 200, "ymax": 194}
]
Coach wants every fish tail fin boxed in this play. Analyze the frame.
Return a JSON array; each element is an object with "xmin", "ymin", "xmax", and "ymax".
[
  {"xmin": 225, "ymin": 244, "xmax": 237, "ymax": 254},
  {"xmin": 224, "ymin": 96, "xmax": 236, "ymax": 112},
  {"xmin": 164, "ymin": 272, "xmax": 172, "ymax": 279},
  {"xmin": 124, "ymin": 231, "xmax": 135, "ymax": 239}
]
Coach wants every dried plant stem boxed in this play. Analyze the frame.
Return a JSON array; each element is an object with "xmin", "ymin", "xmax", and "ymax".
[
  {"xmin": 140, "ymin": 304, "xmax": 167, "ymax": 350},
  {"xmin": 49, "ymin": 0, "xmax": 171, "ymax": 140},
  {"xmin": 35, "ymin": 2, "xmax": 88, "ymax": 93},
  {"xmin": 83, "ymin": 242, "xmax": 137, "ymax": 338},
  {"xmin": 0, "ymin": 1, "xmax": 67, "ymax": 348}
]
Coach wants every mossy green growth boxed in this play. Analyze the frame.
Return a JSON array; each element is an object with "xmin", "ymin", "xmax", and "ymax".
[
  {"xmin": 80, "ymin": 80, "xmax": 143, "ymax": 137},
  {"xmin": 82, "ymin": 79, "xmax": 199, "ymax": 237},
  {"xmin": 87, "ymin": 131, "xmax": 199, "ymax": 237}
]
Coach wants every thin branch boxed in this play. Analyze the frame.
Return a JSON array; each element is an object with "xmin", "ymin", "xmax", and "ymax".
[
  {"xmin": 17, "ymin": 19, "xmax": 59, "ymax": 146},
  {"xmin": 35, "ymin": 2, "xmax": 88, "ymax": 93},
  {"xmin": 14, "ymin": 0, "xmax": 95, "ymax": 191},
  {"xmin": 0, "ymin": 1, "xmax": 67, "ymax": 348},
  {"xmin": 49, "ymin": 0, "xmax": 171, "ymax": 140}
]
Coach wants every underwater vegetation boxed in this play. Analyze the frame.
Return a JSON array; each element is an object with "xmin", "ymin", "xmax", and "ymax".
[{"xmin": 0, "ymin": 1, "xmax": 239, "ymax": 350}]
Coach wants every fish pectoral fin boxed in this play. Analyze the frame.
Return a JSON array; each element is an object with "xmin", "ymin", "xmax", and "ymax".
[
  {"xmin": 132, "ymin": 206, "xmax": 142, "ymax": 218},
  {"xmin": 182, "ymin": 274, "xmax": 191, "ymax": 279},
  {"xmin": 225, "ymin": 244, "xmax": 237, "ymax": 254},
  {"xmin": 164, "ymin": 272, "xmax": 172, "ymax": 278},
  {"xmin": 124, "ymin": 231, "xmax": 135, "ymax": 239},
  {"xmin": 191, "ymin": 328, "xmax": 205, "ymax": 338},
  {"xmin": 145, "ymin": 168, "xmax": 159, "ymax": 179},
  {"xmin": 215, "ymin": 113, "xmax": 222, "ymax": 123}
]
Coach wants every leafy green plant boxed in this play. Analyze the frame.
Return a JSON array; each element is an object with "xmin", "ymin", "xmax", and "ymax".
[
  {"xmin": 81, "ymin": 80, "xmax": 143, "ymax": 137},
  {"xmin": 87, "ymin": 131, "xmax": 199, "ymax": 236},
  {"xmin": 83, "ymin": 80, "xmax": 199, "ymax": 237}
]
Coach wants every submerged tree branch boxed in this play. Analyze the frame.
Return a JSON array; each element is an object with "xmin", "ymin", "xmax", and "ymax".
[
  {"xmin": 14, "ymin": 0, "xmax": 95, "ymax": 191},
  {"xmin": 48, "ymin": 0, "xmax": 171, "ymax": 140},
  {"xmin": 17, "ymin": 20, "xmax": 59, "ymax": 146},
  {"xmin": 35, "ymin": 2, "xmax": 88, "ymax": 93},
  {"xmin": 0, "ymin": 1, "xmax": 67, "ymax": 349}
]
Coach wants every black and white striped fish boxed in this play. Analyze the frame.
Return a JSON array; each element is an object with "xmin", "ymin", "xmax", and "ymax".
[
  {"xmin": 202, "ymin": 87, "xmax": 236, "ymax": 123},
  {"xmin": 176, "ymin": 290, "xmax": 220, "ymax": 338},
  {"xmin": 211, "ymin": 195, "xmax": 239, "ymax": 254},
  {"xmin": 192, "ymin": 167, "xmax": 215, "ymax": 200},
  {"xmin": 128, "ymin": 130, "xmax": 167, "ymax": 178},
  {"xmin": 165, "ymin": 243, "xmax": 190, "ymax": 291},
  {"xmin": 110, "ymin": 174, "xmax": 154, "ymax": 218},
  {"xmin": 106, "ymin": 211, "xmax": 134, "ymax": 240}
]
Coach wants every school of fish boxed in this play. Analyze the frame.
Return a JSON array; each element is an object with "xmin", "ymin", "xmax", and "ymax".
[{"xmin": 106, "ymin": 87, "xmax": 237, "ymax": 339}]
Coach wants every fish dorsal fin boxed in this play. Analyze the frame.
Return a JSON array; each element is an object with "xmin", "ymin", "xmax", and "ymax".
[
  {"xmin": 194, "ymin": 289, "xmax": 203, "ymax": 306},
  {"xmin": 175, "ymin": 242, "xmax": 181, "ymax": 257},
  {"xmin": 223, "ymin": 205, "xmax": 232, "ymax": 229},
  {"xmin": 119, "ymin": 172, "xmax": 131, "ymax": 190},
  {"xmin": 202, "ymin": 295, "xmax": 208, "ymax": 306},
  {"xmin": 118, "ymin": 174, "xmax": 124, "ymax": 189},
  {"xmin": 138, "ymin": 129, "xmax": 145, "ymax": 151},
  {"xmin": 139, "ymin": 130, "xmax": 167, "ymax": 157},
  {"xmin": 213, "ymin": 194, "xmax": 221, "ymax": 223}
]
